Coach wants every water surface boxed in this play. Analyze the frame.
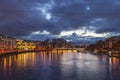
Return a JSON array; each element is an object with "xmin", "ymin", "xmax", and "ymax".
[{"xmin": 0, "ymin": 50, "xmax": 120, "ymax": 80}]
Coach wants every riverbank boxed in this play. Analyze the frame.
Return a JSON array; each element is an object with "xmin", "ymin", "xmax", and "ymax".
[
  {"xmin": 0, "ymin": 48, "xmax": 78, "ymax": 57},
  {"xmin": 88, "ymin": 50, "xmax": 120, "ymax": 58},
  {"xmin": 0, "ymin": 49, "xmax": 41, "ymax": 57}
]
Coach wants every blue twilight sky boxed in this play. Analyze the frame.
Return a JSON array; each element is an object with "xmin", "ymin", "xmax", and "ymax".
[{"xmin": 0, "ymin": 0, "xmax": 120, "ymax": 43}]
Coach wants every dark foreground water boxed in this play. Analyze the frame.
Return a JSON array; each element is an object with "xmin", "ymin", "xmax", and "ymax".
[{"xmin": 0, "ymin": 50, "xmax": 120, "ymax": 80}]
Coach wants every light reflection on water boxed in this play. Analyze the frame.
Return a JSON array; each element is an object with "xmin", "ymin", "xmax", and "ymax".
[{"xmin": 0, "ymin": 50, "xmax": 120, "ymax": 80}]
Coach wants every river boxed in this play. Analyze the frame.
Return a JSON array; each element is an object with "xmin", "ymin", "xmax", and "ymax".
[{"xmin": 0, "ymin": 50, "xmax": 120, "ymax": 80}]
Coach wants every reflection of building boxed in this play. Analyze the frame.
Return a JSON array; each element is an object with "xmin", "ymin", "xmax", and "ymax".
[{"xmin": 16, "ymin": 39, "xmax": 36, "ymax": 50}]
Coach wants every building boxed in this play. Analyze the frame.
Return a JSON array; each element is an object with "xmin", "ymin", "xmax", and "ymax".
[
  {"xmin": 16, "ymin": 39, "xmax": 36, "ymax": 50},
  {"xmin": 86, "ymin": 35, "xmax": 120, "ymax": 52},
  {"xmin": 52, "ymin": 38, "xmax": 67, "ymax": 48},
  {"xmin": 0, "ymin": 35, "xmax": 16, "ymax": 53}
]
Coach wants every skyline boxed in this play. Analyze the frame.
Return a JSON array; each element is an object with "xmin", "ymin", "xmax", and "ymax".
[{"xmin": 0, "ymin": 0, "xmax": 120, "ymax": 43}]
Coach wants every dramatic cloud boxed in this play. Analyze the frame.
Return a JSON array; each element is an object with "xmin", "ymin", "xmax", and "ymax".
[{"xmin": 0, "ymin": 0, "xmax": 120, "ymax": 42}]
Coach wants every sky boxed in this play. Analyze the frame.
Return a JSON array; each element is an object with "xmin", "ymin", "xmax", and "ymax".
[{"xmin": 0, "ymin": 0, "xmax": 120, "ymax": 43}]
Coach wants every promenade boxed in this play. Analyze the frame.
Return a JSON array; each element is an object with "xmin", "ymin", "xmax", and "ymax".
[{"xmin": 0, "ymin": 48, "xmax": 79, "ymax": 56}]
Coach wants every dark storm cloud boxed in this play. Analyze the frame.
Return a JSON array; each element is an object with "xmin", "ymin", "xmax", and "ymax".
[
  {"xmin": 52, "ymin": 0, "xmax": 120, "ymax": 33},
  {"xmin": 0, "ymin": 0, "xmax": 120, "ymax": 37}
]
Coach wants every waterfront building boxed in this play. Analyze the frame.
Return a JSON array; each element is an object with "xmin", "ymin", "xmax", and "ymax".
[
  {"xmin": 86, "ymin": 35, "xmax": 120, "ymax": 52},
  {"xmin": 0, "ymin": 35, "xmax": 16, "ymax": 53},
  {"xmin": 33, "ymin": 41, "xmax": 41, "ymax": 49},
  {"xmin": 16, "ymin": 39, "xmax": 36, "ymax": 50},
  {"xmin": 7, "ymin": 36, "xmax": 16, "ymax": 50},
  {"xmin": 52, "ymin": 38, "xmax": 67, "ymax": 48},
  {"xmin": 0, "ymin": 35, "xmax": 4, "ymax": 52}
]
